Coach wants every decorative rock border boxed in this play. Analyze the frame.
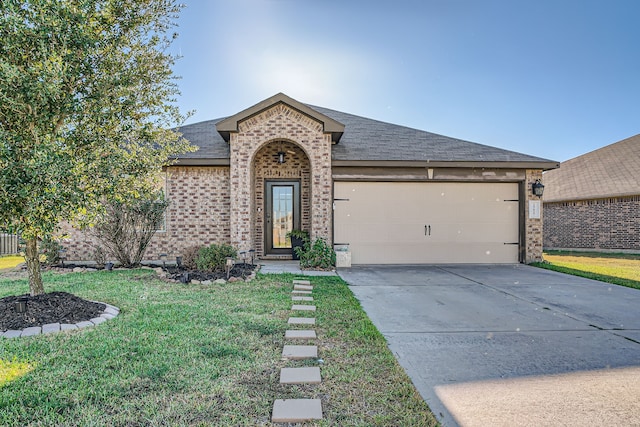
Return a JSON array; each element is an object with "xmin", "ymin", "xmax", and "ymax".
[{"xmin": 1, "ymin": 302, "xmax": 120, "ymax": 339}]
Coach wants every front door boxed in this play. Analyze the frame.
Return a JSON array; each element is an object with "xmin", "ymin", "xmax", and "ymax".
[{"xmin": 265, "ymin": 180, "xmax": 300, "ymax": 255}]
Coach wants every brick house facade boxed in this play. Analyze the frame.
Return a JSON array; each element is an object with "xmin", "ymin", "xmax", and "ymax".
[
  {"xmin": 63, "ymin": 93, "xmax": 557, "ymax": 264},
  {"xmin": 543, "ymin": 134, "xmax": 640, "ymax": 252}
]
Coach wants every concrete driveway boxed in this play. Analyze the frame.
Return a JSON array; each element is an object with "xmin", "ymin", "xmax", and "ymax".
[{"xmin": 338, "ymin": 264, "xmax": 640, "ymax": 427}]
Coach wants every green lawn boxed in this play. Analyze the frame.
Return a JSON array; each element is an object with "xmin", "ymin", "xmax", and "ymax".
[
  {"xmin": 0, "ymin": 270, "xmax": 437, "ymax": 426},
  {"xmin": 533, "ymin": 251, "xmax": 640, "ymax": 290}
]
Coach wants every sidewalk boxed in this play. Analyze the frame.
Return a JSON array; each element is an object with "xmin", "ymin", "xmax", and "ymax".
[{"xmin": 258, "ymin": 260, "xmax": 337, "ymax": 276}]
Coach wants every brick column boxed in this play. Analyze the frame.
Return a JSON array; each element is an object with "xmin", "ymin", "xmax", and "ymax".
[
  {"xmin": 230, "ymin": 133, "xmax": 253, "ymax": 251},
  {"xmin": 524, "ymin": 169, "xmax": 544, "ymax": 263}
]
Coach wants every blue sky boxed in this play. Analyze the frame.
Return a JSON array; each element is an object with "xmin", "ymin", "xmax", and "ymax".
[{"xmin": 170, "ymin": 0, "xmax": 640, "ymax": 162}]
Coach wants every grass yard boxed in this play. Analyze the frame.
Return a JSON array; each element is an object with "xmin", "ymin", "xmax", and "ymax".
[
  {"xmin": 0, "ymin": 270, "xmax": 437, "ymax": 426},
  {"xmin": 0, "ymin": 256, "xmax": 23, "ymax": 271},
  {"xmin": 533, "ymin": 251, "xmax": 640, "ymax": 290}
]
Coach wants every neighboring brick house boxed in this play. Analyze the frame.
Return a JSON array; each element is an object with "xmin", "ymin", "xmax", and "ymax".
[
  {"xmin": 64, "ymin": 93, "xmax": 558, "ymax": 264},
  {"xmin": 543, "ymin": 134, "xmax": 640, "ymax": 252}
]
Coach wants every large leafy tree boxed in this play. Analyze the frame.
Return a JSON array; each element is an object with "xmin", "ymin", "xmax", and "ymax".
[{"xmin": 0, "ymin": 0, "xmax": 193, "ymax": 295}]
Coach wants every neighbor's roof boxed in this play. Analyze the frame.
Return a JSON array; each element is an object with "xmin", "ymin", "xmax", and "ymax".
[
  {"xmin": 173, "ymin": 96, "xmax": 558, "ymax": 169},
  {"xmin": 544, "ymin": 133, "xmax": 640, "ymax": 202}
]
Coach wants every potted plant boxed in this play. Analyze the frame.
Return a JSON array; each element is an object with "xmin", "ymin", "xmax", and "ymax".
[{"xmin": 286, "ymin": 230, "xmax": 309, "ymax": 260}]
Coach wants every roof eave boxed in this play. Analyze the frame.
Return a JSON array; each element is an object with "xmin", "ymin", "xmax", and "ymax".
[
  {"xmin": 169, "ymin": 158, "xmax": 230, "ymax": 166},
  {"xmin": 544, "ymin": 191, "xmax": 640, "ymax": 203},
  {"xmin": 216, "ymin": 93, "xmax": 344, "ymax": 142},
  {"xmin": 331, "ymin": 160, "xmax": 560, "ymax": 170}
]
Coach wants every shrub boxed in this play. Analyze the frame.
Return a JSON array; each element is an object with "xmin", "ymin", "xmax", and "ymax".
[
  {"xmin": 40, "ymin": 235, "xmax": 62, "ymax": 265},
  {"xmin": 91, "ymin": 191, "xmax": 169, "ymax": 267},
  {"xmin": 196, "ymin": 243, "xmax": 237, "ymax": 273},
  {"xmin": 181, "ymin": 245, "xmax": 202, "ymax": 270},
  {"xmin": 92, "ymin": 246, "xmax": 107, "ymax": 269},
  {"xmin": 296, "ymin": 237, "xmax": 336, "ymax": 270}
]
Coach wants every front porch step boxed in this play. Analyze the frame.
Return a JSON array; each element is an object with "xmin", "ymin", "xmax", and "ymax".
[{"xmin": 260, "ymin": 255, "xmax": 294, "ymax": 260}]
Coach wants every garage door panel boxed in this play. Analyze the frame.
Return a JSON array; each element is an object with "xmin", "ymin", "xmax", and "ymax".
[
  {"xmin": 348, "ymin": 242, "xmax": 519, "ymax": 264},
  {"xmin": 334, "ymin": 182, "xmax": 520, "ymax": 264}
]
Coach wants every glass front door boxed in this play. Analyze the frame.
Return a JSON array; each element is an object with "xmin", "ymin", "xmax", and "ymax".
[{"xmin": 265, "ymin": 181, "xmax": 300, "ymax": 255}]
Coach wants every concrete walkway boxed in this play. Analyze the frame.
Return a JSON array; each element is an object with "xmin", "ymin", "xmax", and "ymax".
[
  {"xmin": 339, "ymin": 264, "xmax": 640, "ymax": 427},
  {"xmin": 258, "ymin": 260, "xmax": 337, "ymax": 276}
]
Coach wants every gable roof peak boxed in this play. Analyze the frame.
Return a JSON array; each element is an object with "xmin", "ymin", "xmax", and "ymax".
[{"xmin": 215, "ymin": 93, "xmax": 344, "ymax": 142}]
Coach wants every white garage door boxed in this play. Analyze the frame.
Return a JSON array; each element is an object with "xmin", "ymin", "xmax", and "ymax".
[{"xmin": 334, "ymin": 182, "xmax": 520, "ymax": 264}]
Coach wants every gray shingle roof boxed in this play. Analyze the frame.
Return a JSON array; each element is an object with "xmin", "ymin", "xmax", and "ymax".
[
  {"xmin": 173, "ymin": 101, "xmax": 557, "ymax": 167},
  {"xmin": 174, "ymin": 118, "xmax": 229, "ymax": 161},
  {"xmin": 543, "ymin": 133, "xmax": 640, "ymax": 202},
  {"xmin": 310, "ymin": 105, "xmax": 554, "ymax": 164}
]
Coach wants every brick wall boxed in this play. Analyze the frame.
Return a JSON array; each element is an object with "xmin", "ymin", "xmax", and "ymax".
[
  {"xmin": 146, "ymin": 166, "xmax": 231, "ymax": 259},
  {"xmin": 62, "ymin": 166, "xmax": 231, "ymax": 261},
  {"xmin": 544, "ymin": 195, "xmax": 640, "ymax": 250}
]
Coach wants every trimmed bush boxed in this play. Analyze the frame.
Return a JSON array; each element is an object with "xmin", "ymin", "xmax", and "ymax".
[
  {"xmin": 296, "ymin": 237, "xmax": 336, "ymax": 270},
  {"xmin": 40, "ymin": 235, "xmax": 62, "ymax": 265},
  {"xmin": 196, "ymin": 244, "xmax": 237, "ymax": 273},
  {"xmin": 91, "ymin": 192, "xmax": 169, "ymax": 267},
  {"xmin": 181, "ymin": 245, "xmax": 202, "ymax": 270}
]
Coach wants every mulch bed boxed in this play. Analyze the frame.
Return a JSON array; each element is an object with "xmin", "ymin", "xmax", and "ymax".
[
  {"xmin": 163, "ymin": 263, "xmax": 256, "ymax": 282},
  {"xmin": 0, "ymin": 292, "xmax": 106, "ymax": 332}
]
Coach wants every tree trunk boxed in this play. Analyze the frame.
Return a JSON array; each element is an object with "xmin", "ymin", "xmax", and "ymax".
[{"xmin": 25, "ymin": 237, "xmax": 45, "ymax": 296}]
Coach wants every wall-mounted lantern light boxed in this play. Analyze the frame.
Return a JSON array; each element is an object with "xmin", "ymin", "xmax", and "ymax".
[
  {"xmin": 532, "ymin": 179, "xmax": 545, "ymax": 197},
  {"xmin": 277, "ymin": 151, "xmax": 286, "ymax": 164}
]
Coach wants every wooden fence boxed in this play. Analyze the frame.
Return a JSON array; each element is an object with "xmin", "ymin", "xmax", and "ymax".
[{"xmin": 0, "ymin": 233, "xmax": 19, "ymax": 255}]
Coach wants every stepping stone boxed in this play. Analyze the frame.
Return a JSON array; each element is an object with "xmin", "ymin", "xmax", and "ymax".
[
  {"xmin": 282, "ymin": 345, "xmax": 318, "ymax": 360},
  {"xmin": 288, "ymin": 317, "xmax": 316, "ymax": 325},
  {"xmin": 291, "ymin": 304, "xmax": 316, "ymax": 312},
  {"xmin": 280, "ymin": 367, "xmax": 321, "ymax": 384},
  {"xmin": 292, "ymin": 296, "xmax": 313, "ymax": 301},
  {"xmin": 272, "ymin": 399, "xmax": 323, "ymax": 423},
  {"xmin": 293, "ymin": 279, "xmax": 311, "ymax": 285},
  {"xmin": 292, "ymin": 290, "xmax": 312, "ymax": 294},
  {"xmin": 294, "ymin": 284, "xmax": 313, "ymax": 291},
  {"xmin": 285, "ymin": 330, "xmax": 317, "ymax": 340}
]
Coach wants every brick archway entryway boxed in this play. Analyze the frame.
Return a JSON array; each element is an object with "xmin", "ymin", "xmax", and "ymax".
[{"xmin": 252, "ymin": 141, "xmax": 311, "ymax": 258}]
